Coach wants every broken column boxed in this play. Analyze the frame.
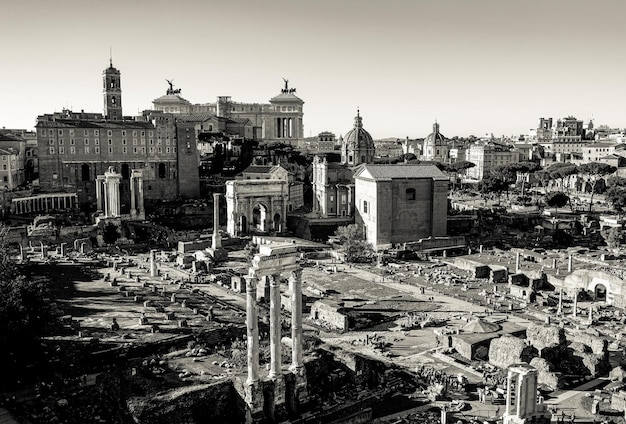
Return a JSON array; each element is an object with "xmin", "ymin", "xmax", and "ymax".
[
  {"xmin": 60, "ymin": 242, "xmax": 67, "ymax": 256},
  {"xmin": 40, "ymin": 241, "xmax": 46, "ymax": 259},
  {"xmin": 568, "ymin": 255, "xmax": 573, "ymax": 273},
  {"xmin": 244, "ymin": 275, "xmax": 263, "ymax": 413}
]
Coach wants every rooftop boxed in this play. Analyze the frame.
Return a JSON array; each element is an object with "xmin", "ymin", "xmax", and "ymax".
[{"xmin": 355, "ymin": 164, "xmax": 448, "ymax": 181}]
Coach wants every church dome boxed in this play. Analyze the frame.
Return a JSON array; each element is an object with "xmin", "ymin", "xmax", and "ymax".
[
  {"xmin": 344, "ymin": 110, "xmax": 374, "ymax": 149},
  {"xmin": 424, "ymin": 122, "xmax": 446, "ymax": 147}
]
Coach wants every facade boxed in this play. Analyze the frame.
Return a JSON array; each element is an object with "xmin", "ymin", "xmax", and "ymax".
[
  {"xmin": 354, "ymin": 164, "xmax": 448, "ymax": 249},
  {"xmin": 421, "ymin": 122, "xmax": 449, "ymax": 162},
  {"xmin": 153, "ymin": 80, "xmax": 304, "ymax": 144},
  {"xmin": 0, "ymin": 132, "xmax": 27, "ymax": 186},
  {"xmin": 583, "ymin": 142, "xmax": 617, "ymax": 162},
  {"xmin": 225, "ymin": 179, "xmax": 288, "ymax": 236},
  {"xmin": 0, "ymin": 148, "xmax": 21, "ymax": 190},
  {"xmin": 239, "ymin": 164, "xmax": 303, "ymax": 212},
  {"xmin": 312, "ymin": 155, "xmax": 355, "ymax": 218},
  {"xmin": 341, "ymin": 110, "xmax": 375, "ymax": 166},
  {"xmin": 466, "ymin": 142, "xmax": 521, "ymax": 180},
  {"xmin": 36, "ymin": 62, "xmax": 200, "ymax": 208}
]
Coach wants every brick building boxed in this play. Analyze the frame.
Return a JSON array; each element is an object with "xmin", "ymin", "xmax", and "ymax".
[
  {"xmin": 354, "ymin": 164, "xmax": 448, "ymax": 249},
  {"xmin": 36, "ymin": 61, "xmax": 199, "ymax": 210}
]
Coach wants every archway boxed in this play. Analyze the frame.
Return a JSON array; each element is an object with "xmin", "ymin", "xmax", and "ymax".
[
  {"xmin": 595, "ymin": 284, "xmax": 607, "ymax": 301},
  {"xmin": 121, "ymin": 163, "xmax": 130, "ymax": 180},
  {"xmin": 25, "ymin": 159, "xmax": 35, "ymax": 182},
  {"xmin": 239, "ymin": 215, "xmax": 248, "ymax": 235},
  {"xmin": 252, "ymin": 204, "xmax": 268, "ymax": 232},
  {"xmin": 273, "ymin": 213, "xmax": 281, "ymax": 232},
  {"xmin": 81, "ymin": 164, "xmax": 90, "ymax": 181}
]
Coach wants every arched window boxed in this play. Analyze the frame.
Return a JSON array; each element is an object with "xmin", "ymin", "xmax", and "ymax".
[
  {"xmin": 158, "ymin": 163, "xmax": 166, "ymax": 179},
  {"xmin": 81, "ymin": 164, "xmax": 90, "ymax": 182},
  {"xmin": 406, "ymin": 188, "xmax": 416, "ymax": 201}
]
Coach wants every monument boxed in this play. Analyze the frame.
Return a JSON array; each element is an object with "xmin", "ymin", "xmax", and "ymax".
[{"xmin": 243, "ymin": 243, "xmax": 307, "ymax": 422}]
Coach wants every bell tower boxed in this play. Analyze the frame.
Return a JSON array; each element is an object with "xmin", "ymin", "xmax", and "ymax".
[{"xmin": 103, "ymin": 58, "xmax": 122, "ymax": 120}]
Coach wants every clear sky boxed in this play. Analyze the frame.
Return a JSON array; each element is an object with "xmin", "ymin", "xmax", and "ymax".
[{"xmin": 1, "ymin": 0, "xmax": 625, "ymax": 139}]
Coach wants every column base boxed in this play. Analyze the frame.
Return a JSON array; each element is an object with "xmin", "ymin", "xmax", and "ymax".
[
  {"xmin": 269, "ymin": 374, "xmax": 285, "ymax": 405},
  {"xmin": 244, "ymin": 380, "xmax": 264, "ymax": 414},
  {"xmin": 290, "ymin": 365, "xmax": 309, "ymax": 403}
]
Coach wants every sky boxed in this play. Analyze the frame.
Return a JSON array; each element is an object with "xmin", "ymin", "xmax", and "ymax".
[{"xmin": 1, "ymin": 0, "xmax": 625, "ymax": 139}]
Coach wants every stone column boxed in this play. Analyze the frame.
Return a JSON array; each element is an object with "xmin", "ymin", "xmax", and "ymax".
[
  {"xmin": 244, "ymin": 275, "xmax": 263, "ymax": 412},
  {"xmin": 149, "ymin": 249, "xmax": 157, "ymax": 277},
  {"xmin": 440, "ymin": 404, "xmax": 448, "ymax": 424},
  {"xmin": 557, "ymin": 289, "xmax": 563, "ymax": 315},
  {"xmin": 137, "ymin": 175, "xmax": 145, "ymax": 218},
  {"xmin": 103, "ymin": 182, "xmax": 109, "ymax": 217},
  {"xmin": 105, "ymin": 170, "xmax": 121, "ymax": 217},
  {"xmin": 60, "ymin": 242, "xmax": 67, "ymax": 256},
  {"xmin": 269, "ymin": 274, "xmax": 282, "ymax": 380},
  {"xmin": 212, "ymin": 193, "xmax": 222, "ymax": 249},
  {"xmin": 290, "ymin": 269, "xmax": 304, "ymax": 373},
  {"xmin": 573, "ymin": 290, "xmax": 578, "ymax": 317},
  {"xmin": 130, "ymin": 175, "xmax": 137, "ymax": 218},
  {"xmin": 515, "ymin": 252, "xmax": 520, "ymax": 273},
  {"xmin": 40, "ymin": 241, "xmax": 46, "ymax": 259},
  {"xmin": 516, "ymin": 372, "xmax": 524, "ymax": 417},
  {"xmin": 568, "ymin": 255, "xmax": 573, "ymax": 272}
]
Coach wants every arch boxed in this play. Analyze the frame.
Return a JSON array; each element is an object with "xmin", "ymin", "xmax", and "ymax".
[
  {"xmin": 239, "ymin": 215, "xmax": 248, "ymax": 235},
  {"xmin": 25, "ymin": 159, "xmax": 35, "ymax": 182},
  {"xmin": 594, "ymin": 284, "xmax": 607, "ymax": 301},
  {"xmin": 158, "ymin": 163, "xmax": 166, "ymax": 179},
  {"xmin": 81, "ymin": 164, "xmax": 90, "ymax": 182},
  {"xmin": 121, "ymin": 163, "xmax": 130, "ymax": 180},
  {"xmin": 252, "ymin": 204, "xmax": 268, "ymax": 232},
  {"xmin": 273, "ymin": 213, "xmax": 281, "ymax": 232}
]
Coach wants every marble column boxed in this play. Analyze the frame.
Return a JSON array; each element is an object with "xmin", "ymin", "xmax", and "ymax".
[
  {"xmin": 105, "ymin": 171, "xmax": 121, "ymax": 217},
  {"xmin": 290, "ymin": 269, "xmax": 304, "ymax": 373},
  {"xmin": 130, "ymin": 175, "xmax": 137, "ymax": 218},
  {"xmin": 212, "ymin": 193, "xmax": 222, "ymax": 249},
  {"xmin": 568, "ymin": 255, "xmax": 573, "ymax": 272},
  {"xmin": 60, "ymin": 242, "xmax": 67, "ymax": 256},
  {"xmin": 268, "ymin": 274, "xmax": 283, "ymax": 401},
  {"xmin": 149, "ymin": 249, "xmax": 157, "ymax": 277},
  {"xmin": 245, "ymin": 276, "xmax": 260, "ymax": 385},
  {"xmin": 515, "ymin": 252, "xmax": 520, "ymax": 273},
  {"xmin": 103, "ymin": 182, "xmax": 109, "ymax": 217},
  {"xmin": 505, "ymin": 371, "xmax": 512, "ymax": 416},
  {"xmin": 137, "ymin": 176, "xmax": 145, "ymax": 218},
  {"xmin": 96, "ymin": 175, "xmax": 104, "ymax": 212},
  {"xmin": 573, "ymin": 290, "xmax": 578, "ymax": 317}
]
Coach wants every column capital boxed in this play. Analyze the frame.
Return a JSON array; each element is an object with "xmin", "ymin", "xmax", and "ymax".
[
  {"xmin": 244, "ymin": 275, "xmax": 258, "ymax": 292},
  {"xmin": 290, "ymin": 268, "xmax": 303, "ymax": 280}
]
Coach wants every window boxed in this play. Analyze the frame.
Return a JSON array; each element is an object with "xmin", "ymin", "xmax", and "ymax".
[
  {"xmin": 70, "ymin": 138, "xmax": 75, "ymax": 145},
  {"xmin": 48, "ymin": 129, "xmax": 54, "ymax": 136},
  {"xmin": 49, "ymin": 139, "xmax": 55, "ymax": 145},
  {"xmin": 2, "ymin": 164, "xmax": 6, "ymax": 170},
  {"xmin": 149, "ymin": 147, "xmax": 154, "ymax": 153},
  {"xmin": 107, "ymin": 130, "xmax": 112, "ymax": 136},
  {"xmin": 141, "ymin": 147, "xmax": 146, "ymax": 153},
  {"xmin": 165, "ymin": 139, "xmax": 170, "ymax": 145},
  {"xmin": 166, "ymin": 147, "xmax": 170, "ymax": 153},
  {"xmin": 330, "ymin": 195, "xmax": 334, "ymax": 202},
  {"xmin": 58, "ymin": 129, "xmax": 63, "ymax": 135},
  {"xmin": 81, "ymin": 164, "xmax": 90, "ymax": 181},
  {"xmin": 133, "ymin": 139, "xmax": 137, "ymax": 145},
  {"xmin": 363, "ymin": 200, "xmax": 368, "ymax": 213},
  {"xmin": 158, "ymin": 147, "xmax": 162, "ymax": 153},
  {"xmin": 94, "ymin": 130, "xmax": 99, "ymax": 136},
  {"xmin": 84, "ymin": 139, "xmax": 89, "ymax": 145},
  {"xmin": 158, "ymin": 163, "xmax": 166, "ymax": 179},
  {"xmin": 406, "ymin": 188, "xmax": 416, "ymax": 201},
  {"xmin": 141, "ymin": 138, "xmax": 146, "ymax": 145},
  {"xmin": 108, "ymin": 139, "xmax": 112, "ymax": 145},
  {"xmin": 122, "ymin": 139, "xmax": 126, "ymax": 145},
  {"xmin": 69, "ymin": 129, "xmax": 74, "ymax": 136},
  {"xmin": 58, "ymin": 139, "xmax": 63, "ymax": 145},
  {"xmin": 84, "ymin": 146, "xmax": 90, "ymax": 154},
  {"xmin": 108, "ymin": 147, "xmax": 113, "ymax": 153},
  {"xmin": 70, "ymin": 146, "xmax": 75, "ymax": 154},
  {"xmin": 341, "ymin": 194, "xmax": 347, "ymax": 204},
  {"xmin": 49, "ymin": 146, "xmax": 55, "ymax": 154},
  {"xmin": 59, "ymin": 146, "xmax": 64, "ymax": 154},
  {"xmin": 94, "ymin": 139, "xmax": 99, "ymax": 145},
  {"xmin": 133, "ymin": 147, "xmax": 138, "ymax": 153},
  {"xmin": 84, "ymin": 130, "xmax": 89, "ymax": 136},
  {"xmin": 149, "ymin": 131, "xmax": 153, "ymax": 137},
  {"xmin": 133, "ymin": 130, "xmax": 137, "ymax": 136},
  {"xmin": 141, "ymin": 131, "xmax": 145, "ymax": 137},
  {"xmin": 122, "ymin": 130, "xmax": 126, "ymax": 136},
  {"xmin": 173, "ymin": 147, "xmax": 177, "ymax": 153}
]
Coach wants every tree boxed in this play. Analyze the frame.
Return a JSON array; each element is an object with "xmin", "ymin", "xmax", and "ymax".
[
  {"xmin": 480, "ymin": 165, "xmax": 516, "ymax": 201},
  {"xmin": 577, "ymin": 162, "xmax": 617, "ymax": 212},
  {"xmin": 0, "ymin": 227, "xmax": 49, "ymax": 390},
  {"xmin": 335, "ymin": 224, "xmax": 375, "ymax": 263},
  {"xmin": 545, "ymin": 191, "xmax": 569, "ymax": 215},
  {"xmin": 606, "ymin": 226, "xmax": 622, "ymax": 251},
  {"xmin": 445, "ymin": 161, "xmax": 476, "ymax": 192},
  {"xmin": 102, "ymin": 222, "xmax": 120, "ymax": 245},
  {"xmin": 605, "ymin": 185, "xmax": 626, "ymax": 219}
]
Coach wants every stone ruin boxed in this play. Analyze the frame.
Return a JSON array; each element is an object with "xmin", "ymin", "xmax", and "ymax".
[
  {"xmin": 488, "ymin": 322, "xmax": 609, "ymax": 390},
  {"xmin": 502, "ymin": 364, "xmax": 551, "ymax": 424}
]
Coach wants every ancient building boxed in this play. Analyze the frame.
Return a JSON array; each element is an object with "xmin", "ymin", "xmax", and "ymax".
[
  {"xmin": 225, "ymin": 179, "xmax": 288, "ymax": 236},
  {"xmin": 36, "ymin": 61, "xmax": 200, "ymax": 207},
  {"xmin": 238, "ymin": 164, "xmax": 303, "ymax": 212},
  {"xmin": 354, "ymin": 164, "xmax": 448, "ymax": 249},
  {"xmin": 341, "ymin": 110, "xmax": 375, "ymax": 166},
  {"xmin": 502, "ymin": 364, "xmax": 551, "ymax": 424}
]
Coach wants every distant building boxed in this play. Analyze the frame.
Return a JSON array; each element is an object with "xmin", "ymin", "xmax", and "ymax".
[
  {"xmin": 312, "ymin": 155, "xmax": 355, "ymax": 218},
  {"xmin": 583, "ymin": 142, "xmax": 618, "ymax": 163},
  {"xmin": 36, "ymin": 61, "xmax": 200, "ymax": 209},
  {"xmin": 341, "ymin": 110, "xmax": 375, "ymax": 166},
  {"xmin": 354, "ymin": 164, "xmax": 448, "ymax": 249},
  {"xmin": 0, "ymin": 147, "xmax": 21, "ymax": 190},
  {"xmin": 466, "ymin": 142, "xmax": 521, "ymax": 180},
  {"xmin": 421, "ymin": 122, "xmax": 449, "ymax": 163},
  {"xmin": 152, "ymin": 79, "xmax": 304, "ymax": 144}
]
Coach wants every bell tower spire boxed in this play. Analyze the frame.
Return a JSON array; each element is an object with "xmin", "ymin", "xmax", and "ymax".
[{"xmin": 103, "ymin": 58, "xmax": 122, "ymax": 120}]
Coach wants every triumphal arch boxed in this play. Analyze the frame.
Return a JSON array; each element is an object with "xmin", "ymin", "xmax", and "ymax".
[{"xmin": 226, "ymin": 179, "xmax": 288, "ymax": 236}]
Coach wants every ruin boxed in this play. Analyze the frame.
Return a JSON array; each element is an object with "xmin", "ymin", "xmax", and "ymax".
[
  {"xmin": 502, "ymin": 364, "xmax": 551, "ymax": 424},
  {"xmin": 243, "ymin": 243, "xmax": 307, "ymax": 422}
]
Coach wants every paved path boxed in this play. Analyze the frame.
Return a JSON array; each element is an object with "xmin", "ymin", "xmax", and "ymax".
[{"xmin": 544, "ymin": 377, "xmax": 607, "ymax": 405}]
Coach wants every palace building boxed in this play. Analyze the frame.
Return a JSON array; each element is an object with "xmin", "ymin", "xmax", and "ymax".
[{"xmin": 36, "ymin": 61, "xmax": 200, "ymax": 210}]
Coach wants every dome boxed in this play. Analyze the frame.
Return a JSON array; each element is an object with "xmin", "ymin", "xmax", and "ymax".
[
  {"xmin": 462, "ymin": 318, "xmax": 501, "ymax": 333},
  {"xmin": 344, "ymin": 111, "xmax": 374, "ymax": 150},
  {"xmin": 424, "ymin": 122, "xmax": 446, "ymax": 147}
]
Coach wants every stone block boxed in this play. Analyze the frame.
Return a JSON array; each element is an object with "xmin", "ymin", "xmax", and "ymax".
[
  {"xmin": 529, "ymin": 357, "xmax": 563, "ymax": 390},
  {"xmin": 526, "ymin": 322, "xmax": 566, "ymax": 353},
  {"xmin": 488, "ymin": 335, "xmax": 535, "ymax": 369}
]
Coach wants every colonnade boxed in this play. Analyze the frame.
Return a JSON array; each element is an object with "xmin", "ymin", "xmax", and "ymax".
[
  {"xmin": 95, "ymin": 167, "xmax": 144, "ymax": 219},
  {"xmin": 12, "ymin": 194, "xmax": 78, "ymax": 214},
  {"xmin": 276, "ymin": 117, "xmax": 294, "ymax": 138},
  {"xmin": 503, "ymin": 364, "xmax": 551, "ymax": 424}
]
